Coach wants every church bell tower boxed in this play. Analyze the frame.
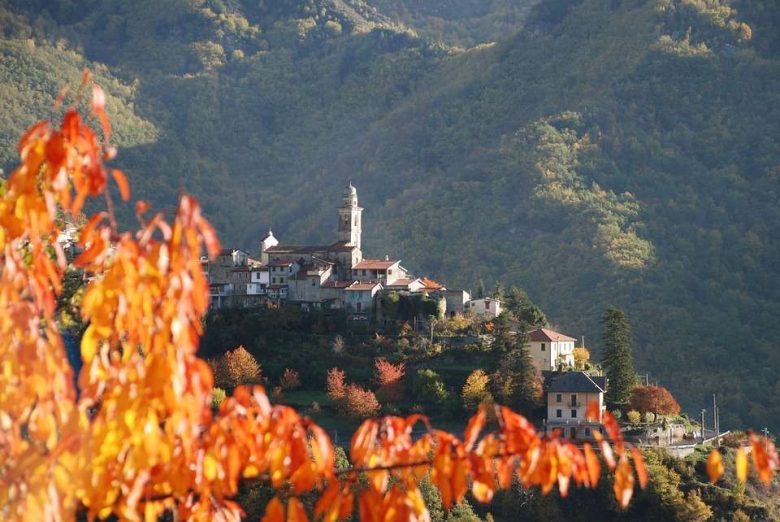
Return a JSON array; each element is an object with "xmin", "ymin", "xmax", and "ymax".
[{"xmin": 338, "ymin": 181, "xmax": 362, "ymax": 250}]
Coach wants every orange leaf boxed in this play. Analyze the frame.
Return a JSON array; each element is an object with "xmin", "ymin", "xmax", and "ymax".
[
  {"xmin": 631, "ymin": 447, "xmax": 647, "ymax": 489},
  {"xmin": 750, "ymin": 433, "xmax": 778, "ymax": 484},
  {"xmin": 111, "ymin": 169, "xmax": 130, "ymax": 201},
  {"xmin": 350, "ymin": 420, "xmax": 378, "ymax": 466},
  {"xmin": 262, "ymin": 497, "xmax": 285, "ymax": 522},
  {"xmin": 287, "ymin": 498, "xmax": 308, "ymax": 522},
  {"xmin": 92, "ymin": 85, "xmax": 106, "ymax": 113},
  {"xmin": 135, "ymin": 200, "xmax": 150, "ymax": 216},
  {"xmin": 464, "ymin": 407, "xmax": 486, "ymax": 451},
  {"xmin": 613, "ymin": 456, "xmax": 635, "ymax": 508},
  {"xmin": 706, "ymin": 449, "xmax": 723, "ymax": 484},
  {"xmin": 584, "ymin": 443, "xmax": 601, "ymax": 487}
]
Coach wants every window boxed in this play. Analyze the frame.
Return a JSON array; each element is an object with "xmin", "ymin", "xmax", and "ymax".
[
  {"xmin": 571, "ymin": 409, "xmax": 577, "ymax": 418},
  {"xmin": 556, "ymin": 409, "xmax": 562, "ymax": 418},
  {"xmin": 570, "ymin": 427, "xmax": 576, "ymax": 439},
  {"xmin": 356, "ymin": 302, "xmax": 362, "ymax": 313},
  {"xmin": 362, "ymin": 270, "xmax": 366, "ymax": 276},
  {"xmin": 272, "ymin": 277, "xmax": 276, "ymax": 284},
  {"xmin": 311, "ymin": 279, "xmax": 315, "ymax": 286},
  {"xmin": 541, "ymin": 343, "xmax": 546, "ymax": 351},
  {"xmin": 585, "ymin": 428, "xmax": 591, "ymax": 436},
  {"xmin": 556, "ymin": 394, "xmax": 562, "ymax": 403},
  {"xmin": 571, "ymin": 394, "xmax": 577, "ymax": 406}
]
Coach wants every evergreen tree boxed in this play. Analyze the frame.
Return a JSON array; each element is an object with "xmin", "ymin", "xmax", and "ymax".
[
  {"xmin": 493, "ymin": 326, "xmax": 539, "ymax": 415},
  {"xmin": 505, "ymin": 286, "xmax": 549, "ymax": 328},
  {"xmin": 492, "ymin": 281, "xmax": 505, "ymax": 300},
  {"xmin": 476, "ymin": 279, "xmax": 486, "ymax": 299},
  {"xmin": 601, "ymin": 307, "xmax": 636, "ymax": 408}
]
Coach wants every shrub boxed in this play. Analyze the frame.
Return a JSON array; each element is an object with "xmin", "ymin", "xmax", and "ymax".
[
  {"xmin": 331, "ymin": 334, "xmax": 345, "ymax": 354},
  {"xmin": 573, "ymin": 346, "xmax": 590, "ymax": 369},
  {"xmin": 344, "ymin": 384, "xmax": 380, "ymax": 419},
  {"xmin": 461, "ymin": 369, "xmax": 493, "ymax": 411},
  {"xmin": 210, "ymin": 346, "xmax": 261, "ymax": 389},
  {"xmin": 374, "ymin": 358, "xmax": 405, "ymax": 403},
  {"xmin": 412, "ymin": 369, "xmax": 449, "ymax": 409},
  {"xmin": 279, "ymin": 368, "xmax": 302, "ymax": 391},
  {"xmin": 626, "ymin": 410, "xmax": 642, "ymax": 425},
  {"xmin": 211, "ymin": 387, "xmax": 226, "ymax": 409},
  {"xmin": 326, "ymin": 367, "xmax": 347, "ymax": 401}
]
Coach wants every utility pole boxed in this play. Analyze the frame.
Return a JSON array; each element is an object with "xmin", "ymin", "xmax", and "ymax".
[
  {"xmin": 713, "ymin": 394, "xmax": 720, "ymax": 448},
  {"xmin": 700, "ymin": 409, "xmax": 707, "ymax": 444}
]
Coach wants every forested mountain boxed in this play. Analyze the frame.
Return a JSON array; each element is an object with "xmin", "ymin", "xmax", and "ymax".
[{"xmin": 1, "ymin": 0, "xmax": 778, "ymax": 431}]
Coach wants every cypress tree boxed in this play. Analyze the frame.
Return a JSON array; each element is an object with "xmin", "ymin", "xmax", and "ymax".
[{"xmin": 601, "ymin": 306, "xmax": 636, "ymax": 408}]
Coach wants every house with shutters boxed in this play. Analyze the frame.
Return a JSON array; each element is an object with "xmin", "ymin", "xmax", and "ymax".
[
  {"xmin": 527, "ymin": 327, "xmax": 576, "ymax": 371},
  {"xmin": 545, "ymin": 372, "xmax": 607, "ymax": 441}
]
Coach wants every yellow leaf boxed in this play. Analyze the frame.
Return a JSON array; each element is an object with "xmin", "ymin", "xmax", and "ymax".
[
  {"xmin": 736, "ymin": 447, "xmax": 748, "ymax": 483},
  {"xmin": 204, "ymin": 453, "xmax": 219, "ymax": 481}
]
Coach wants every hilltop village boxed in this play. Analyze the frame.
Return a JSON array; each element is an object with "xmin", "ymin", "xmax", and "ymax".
[{"xmin": 205, "ymin": 182, "xmax": 488, "ymax": 318}]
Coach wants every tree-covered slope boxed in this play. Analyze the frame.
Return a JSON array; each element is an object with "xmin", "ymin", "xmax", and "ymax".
[{"xmin": 0, "ymin": 0, "xmax": 778, "ymax": 430}]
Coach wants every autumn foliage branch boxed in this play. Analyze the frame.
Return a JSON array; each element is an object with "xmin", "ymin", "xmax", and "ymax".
[{"xmin": 0, "ymin": 74, "xmax": 776, "ymax": 522}]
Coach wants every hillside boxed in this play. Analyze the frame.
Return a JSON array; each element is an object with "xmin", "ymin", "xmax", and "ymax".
[{"xmin": 0, "ymin": 0, "xmax": 778, "ymax": 431}]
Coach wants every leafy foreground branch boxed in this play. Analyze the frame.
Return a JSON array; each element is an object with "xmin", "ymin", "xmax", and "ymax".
[{"xmin": 0, "ymin": 75, "xmax": 776, "ymax": 521}]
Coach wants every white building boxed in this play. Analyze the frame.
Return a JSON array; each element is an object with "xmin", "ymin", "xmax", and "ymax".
[
  {"xmin": 465, "ymin": 297, "xmax": 502, "ymax": 318},
  {"xmin": 527, "ymin": 327, "xmax": 576, "ymax": 371}
]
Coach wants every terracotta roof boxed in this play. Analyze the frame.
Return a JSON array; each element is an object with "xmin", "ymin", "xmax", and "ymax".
[
  {"xmin": 346, "ymin": 282, "xmax": 382, "ymax": 291},
  {"xmin": 548, "ymin": 372, "xmax": 606, "ymax": 393},
  {"xmin": 420, "ymin": 277, "xmax": 444, "ymax": 290},
  {"xmin": 266, "ymin": 245, "xmax": 328, "ymax": 254},
  {"xmin": 353, "ymin": 259, "xmax": 399, "ymax": 270},
  {"xmin": 387, "ymin": 278, "xmax": 418, "ymax": 288},
  {"xmin": 528, "ymin": 327, "xmax": 577, "ymax": 343},
  {"xmin": 231, "ymin": 266, "xmax": 250, "ymax": 272},
  {"xmin": 322, "ymin": 281, "xmax": 354, "ymax": 289},
  {"xmin": 269, "ymin": 284, "xmax": 288, "ymax": 290}
]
